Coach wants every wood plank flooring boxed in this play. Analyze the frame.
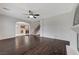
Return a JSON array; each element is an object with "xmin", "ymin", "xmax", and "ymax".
[{"xmin": 0, "ymin": 35, "xmax": 69, "ymax": 55}]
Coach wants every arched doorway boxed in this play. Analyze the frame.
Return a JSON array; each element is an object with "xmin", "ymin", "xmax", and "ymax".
[{"xmin": 16, "ymin": 22, "xmax": 30, "ymax": 36}]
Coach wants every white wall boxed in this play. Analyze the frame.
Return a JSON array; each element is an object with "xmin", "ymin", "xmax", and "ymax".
[
  {"xmin": 0, "ymin": 14, "xmax": 40, "ymax": 40},
  {"xmin": 40, "ymin": 11, "xmax": 78, "ymax": 53},
  {"xmin": 30, "ymin": 21, "xmax": 40, "ymax": 35},
  {"xmin": 0, "ymin": 14, "xmax": 30, "ymax": 40}
]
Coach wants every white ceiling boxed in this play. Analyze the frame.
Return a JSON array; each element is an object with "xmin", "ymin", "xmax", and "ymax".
[{"xmin": 0, "ymin": 3, "xmax": 77, "ymax": 21}]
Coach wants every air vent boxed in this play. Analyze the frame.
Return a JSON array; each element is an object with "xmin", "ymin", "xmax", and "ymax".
[{"xmin": 2, "ymin": 7, "xmax": 10, "ymax": 11}]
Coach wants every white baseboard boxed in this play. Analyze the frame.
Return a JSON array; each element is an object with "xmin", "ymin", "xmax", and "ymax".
[
  {"xmin": 0, "ymin": 35, "xmax": 16, "ymax": 40},
  {"xmin": 66, "ymin": 45, "xmax": 79, "ymax": 55}
]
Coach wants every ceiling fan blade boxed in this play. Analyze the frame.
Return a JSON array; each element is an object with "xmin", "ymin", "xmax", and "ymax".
[
  {"xmin": 34, "ymin": 14, "xmax": 40, "ymax": 16},
  {"xmin": 33, "ymin": 16, "xmax": 36, "ymax": 18}
]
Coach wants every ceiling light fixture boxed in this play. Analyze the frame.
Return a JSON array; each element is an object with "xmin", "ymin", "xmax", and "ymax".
[
  {"xmin": 25, "ymin": 10, "xmax": 40, "ymax": 19},
  {"xmin": 29, "ymin": 15, "xmax": 33, "ymax": 18}
]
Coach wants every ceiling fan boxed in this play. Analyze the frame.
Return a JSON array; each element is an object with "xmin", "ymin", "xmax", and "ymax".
[{"xmin": 25, "ymin": 10, "xmax": 40, "ymax": 19}]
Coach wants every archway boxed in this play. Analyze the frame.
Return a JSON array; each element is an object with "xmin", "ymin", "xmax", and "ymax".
[{"xmin": 16, "ymin": 22, "xmax": 30, "ymax": 36}]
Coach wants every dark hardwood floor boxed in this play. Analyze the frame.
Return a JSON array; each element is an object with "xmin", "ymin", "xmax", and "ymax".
[{"xmin": 0, "ymin": 35, "xmax": 69, "ymax": 55}]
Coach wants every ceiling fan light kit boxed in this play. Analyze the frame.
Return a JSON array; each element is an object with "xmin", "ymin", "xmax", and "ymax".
[{"xmin": 29, "ymin": 15, "xmax": 33, "ymax": 18}]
